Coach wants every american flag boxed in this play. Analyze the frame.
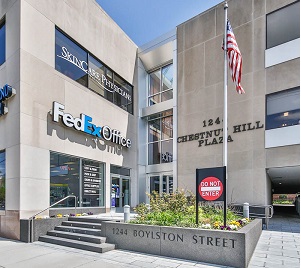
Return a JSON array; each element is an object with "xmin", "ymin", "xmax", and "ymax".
[{"xmin": 223, "ymin": 20, "xmax": 245, "ymax": 94}]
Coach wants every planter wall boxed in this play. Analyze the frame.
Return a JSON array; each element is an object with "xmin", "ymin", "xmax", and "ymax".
[
  {"xmin": 101, "ymin": 219, "xmax": 262, "ymax": 268},
  {"xmin": 20, "ymin": 218, "xmax": 67, "ymax": 242}
]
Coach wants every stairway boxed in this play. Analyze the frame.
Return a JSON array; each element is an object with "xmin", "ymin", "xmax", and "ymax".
[{"xmin": 39, "ymin": 217, "xmax": 115, "ymax": 253}]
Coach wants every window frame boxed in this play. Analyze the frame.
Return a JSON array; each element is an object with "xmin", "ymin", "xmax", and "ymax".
[
  {"xmin": 266, "ymin": 1, "xmax": 300, "ymax": 49},
  {"xmin": 50, "ymin": 151, "xmax": 106, "ymax": 208},
  {"xmin": 147, "ymin": 110, "xmax": 173, "ymax": 165},
  {"xmin": 0, "ymin": 150, "xmax": 5, "ymax": 211},
  {"xmin": 148, "ymin": 63, "xmax": 173, "ymax": 106},
  {"xmin": 0, "ymin": 17, "xmax": 6, "ymax": 66},
  {"xmin": 265, "ymin": 87, "xmax": 300, "ymax": 130},
  {"xmin": 55, "ymin": 27, "xmax": 134, "ymax": 114}
]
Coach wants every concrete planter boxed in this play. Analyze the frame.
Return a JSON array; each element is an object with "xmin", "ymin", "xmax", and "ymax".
[
  {"xmin": 20, "ymin": 217, "xmax": 67, "ymax": 242},
  {"xmin": 101, "ymin": 219, "xmax": 262, "ymax": 268}
]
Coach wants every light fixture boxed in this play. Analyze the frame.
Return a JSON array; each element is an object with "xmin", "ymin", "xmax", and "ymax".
[
  {"xmin": 283, "ymin": 112, "xmax": 289, "ymax": 117},
  {"xmin": 279, "ymin": 182, "xmax": 282, "ymax": 185}
]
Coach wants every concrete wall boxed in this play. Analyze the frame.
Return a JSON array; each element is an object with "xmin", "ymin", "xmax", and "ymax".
[
  {"xmin": 177, "ymin": 0, "xmax": 299, "ymax": 205},
  {"xmin": 0, "ymin": 0, "xmax": 138, "ymax": 239},
  {"xmin": 0, "ymin": 0, "xmax": 21, "ymax": 240}
]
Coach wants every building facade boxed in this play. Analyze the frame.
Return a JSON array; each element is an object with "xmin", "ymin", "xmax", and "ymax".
[
  {"xmin": 0, "ymin": 0, "xmax": 299, "ymax": 240},
  {"xmin": 176, "ymin": 0, "xmax": 300, "ymax": 205}
]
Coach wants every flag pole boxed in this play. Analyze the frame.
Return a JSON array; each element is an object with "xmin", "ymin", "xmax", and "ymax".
[{"xmin": 223, "ymin": 1, "xmax": 228, "ymax": 228}]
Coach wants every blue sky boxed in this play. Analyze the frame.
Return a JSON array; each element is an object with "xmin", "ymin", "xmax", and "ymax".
[{"xmin": 96, "ymin": 0, "xmax": 223, "ymax": 46}]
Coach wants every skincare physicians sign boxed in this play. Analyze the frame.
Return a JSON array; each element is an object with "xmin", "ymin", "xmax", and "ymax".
[
  {"xmin": 0, "ymin": 84, "xmax": 16, "ymax": 116},
  {"xmin": 55, "ymin": 28, "xmax": 133, "ymax": 114},
  {"xmin": 52, "ymin": 101, "xmax": 131, "ymax": 148}
]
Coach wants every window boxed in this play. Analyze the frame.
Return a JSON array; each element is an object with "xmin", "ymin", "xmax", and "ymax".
[
  {"xmin": 149, "ymin": 174, "xmax": 173, "ymax": 195},
  {"xmin": 55, "ymin": 28, "xmax": 134, "ymax": 114},
  {"xmin": 148, "ymin": 64, "xmax": 173, "ymax": 106},
  {"xmin": 266, "ymin": 87, "xmax": 300, "ymax": 130},
  {"xmin": 0, "ymin": 20, "xmax": 5, "ymax": 66},
  {"xmin": 266, "ymin": 1, "xmax": 300, "ymax": 49},
  {"xmin": 148, "ymin": 110, "xmax": 173, "ymax": 165},
  {"xmin": 50, "ymin": 152, "xmax": 105, "ymax": 207},
  {"xmin": 110, "ymin": 165, "xmax": 130, "ymax": 176},
  {"xmin": 0, "ymin": 151, "xmax": 5, "ymax": 210}
]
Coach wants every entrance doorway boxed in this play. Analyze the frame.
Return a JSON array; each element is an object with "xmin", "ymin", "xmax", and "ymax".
[
  {"xmin": 147, "ymin": 174, "xmax": 173, "ymax": 196},
  {"xmin": 111, "ymin": 176, "xmax": 130, "ymax": 212}
]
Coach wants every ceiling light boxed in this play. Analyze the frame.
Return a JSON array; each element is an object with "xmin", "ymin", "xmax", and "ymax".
[{"xmin": 283, "ymin": 112, "xmax": 289, "ymax": 117}]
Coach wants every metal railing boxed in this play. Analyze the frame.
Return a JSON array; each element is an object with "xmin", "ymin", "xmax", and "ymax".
[
  {"xmin": 29, "ymin": 195, "xmax": 77, "ymax": 242},
  {"xmin": 230, "ymin": 203, "xmax": 274, "ymax": 229}
]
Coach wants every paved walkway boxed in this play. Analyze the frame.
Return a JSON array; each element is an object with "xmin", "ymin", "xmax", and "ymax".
[{"xmin": 0, "ymin": 207, "xmax": 299, "ymax": 268}]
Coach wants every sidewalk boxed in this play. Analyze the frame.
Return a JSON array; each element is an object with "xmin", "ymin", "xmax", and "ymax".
[{"xmin": 0, "ymin": 209, "xmax": 299, "ymax": 268}]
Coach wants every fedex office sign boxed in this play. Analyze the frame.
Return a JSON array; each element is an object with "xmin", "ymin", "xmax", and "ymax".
[
  {"xmin": 52, "ymin": 101, "xmax": 131, "ymax": 148},
  {"xmin": 0, "ymin": 84, "xmax": 16, "ymax": 116}
]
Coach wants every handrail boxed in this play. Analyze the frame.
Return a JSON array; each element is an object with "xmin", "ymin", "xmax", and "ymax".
[
  {"xmin": 230, "ymin": 203, "xmax": 274, "ymax": 218},
  {"xmin": 29, "ymin": 195, "xmax": 77, "ymax": 242},
  {"xmin": 230, "ymin": 203, "xmax": 274, "ymax": 229}
]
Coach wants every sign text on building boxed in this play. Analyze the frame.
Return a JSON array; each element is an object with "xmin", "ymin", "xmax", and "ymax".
[{"xmin": 52, "ymin": 101, "xmax": 131, "ymax": 148}]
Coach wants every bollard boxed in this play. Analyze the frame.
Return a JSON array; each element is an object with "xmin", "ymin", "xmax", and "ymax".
[
  {"xmin": 124, "ymin": 205, "xmax": 130, "ymax": 223},
  {"xmin": 243, "ymin": 202, "xmax": 249, "ymax": 218}
]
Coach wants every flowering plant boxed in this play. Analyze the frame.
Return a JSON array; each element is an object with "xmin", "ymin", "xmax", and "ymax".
[{"xmin": 201, "ymin": 223, "xmax": 211, "ymax": 229}]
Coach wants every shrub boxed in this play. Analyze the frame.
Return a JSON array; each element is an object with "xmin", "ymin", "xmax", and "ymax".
[{"xmin": 132, "ymin": 190, "xmax": 249, "ymax": 230}]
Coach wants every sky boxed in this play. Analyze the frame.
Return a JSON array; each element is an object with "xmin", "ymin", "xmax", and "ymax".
[{"xmin": 96, "ymin": 0, "xmax": 223, "ymax": 46}]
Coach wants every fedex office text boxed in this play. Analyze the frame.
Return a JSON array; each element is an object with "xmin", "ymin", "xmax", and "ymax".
[{"xmin": 52, "ymin": 101, "xmax": 131, "ymax": 148}]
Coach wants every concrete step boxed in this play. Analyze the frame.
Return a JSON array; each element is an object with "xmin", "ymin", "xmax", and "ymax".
[
  {"xmin": 47, "ymin": 230, "xmax": 106, "ymax": 244},
  {"xmin": 39, "ymin": 235, "xmax": 115, "ymax": 253},
  {"xmin": 55, "ymin": 225, "xmax": 102, "ymax": 236},
  {"xmin": 68, "ymin": 217, "xmax": 111, "ymax": 224},
  {"xmin": 62, "ymin": 221, "xmax": 102, "ymax": 229}
]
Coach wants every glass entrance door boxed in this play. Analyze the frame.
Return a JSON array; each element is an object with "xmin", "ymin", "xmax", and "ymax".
[
  {"xmin": 111, "ymin": 176, "xmax": 130, "ymax": 212},
  {"xmin": 148, "ymin": 174, "xmax": 173, "ymax": 200}
]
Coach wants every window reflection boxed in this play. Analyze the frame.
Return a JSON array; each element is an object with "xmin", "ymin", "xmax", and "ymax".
[
  {"xmin": 50, "ymin": 152, "xmax": 105, "ymax": 207},
  {"xmin": 148, "ymin": 110, "xmax": 173, "ymax": 165},
  {"xmin": 50, "ymin": 153, "xmax": 80, "ymax": 207},
  {"xmin": 55, "ymin": 28, "xmax": 134, "ymax": 114},
  {"xmin": 55, "ymin": 29, "xmax": 88, "ymax": 87},
  {"xmin": 0, "ymin": 22, "xmax": 5, "ymax": 66},
  {"xmin": 266, "ymin": 2, "xmax": 300, "ymax": 49},
  {"xmin": 148, "ymin": 64, "xmax": 173, "ymax": 106},
  {"xmin": 0, "ymin": 151, "xmax": 5, "ymax": 210},
  {"xmin": 266, "ymin": 87, "xmax": 300, "ymax": 130}
]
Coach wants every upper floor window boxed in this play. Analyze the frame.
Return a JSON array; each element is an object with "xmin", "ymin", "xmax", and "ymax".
[
  {"xmin": 55, "ymin": 28, "xmax": 133, "ymax": 114},
  {"xmin": 148, "ymin": 64, "xmax": 173, "ymax": 106},
  {"xmin": 148, "ymin": 110, "xmax": 173, "ymax": 165},
  {"xmin": 266, "ymin": 1, "xmax": 300, "ymax": 49},
  {"xmin": 0, "ymin": 20, "xmax": 5, "ymax": 66},
  {"xmin": 266, "ymin": 87, "xmax": 300, "ymax": 130}
]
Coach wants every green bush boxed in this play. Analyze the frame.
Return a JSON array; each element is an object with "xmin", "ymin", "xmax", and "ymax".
[{"xmin": 132, "ymin": 190, "xmax": 247, "ymax": 230}]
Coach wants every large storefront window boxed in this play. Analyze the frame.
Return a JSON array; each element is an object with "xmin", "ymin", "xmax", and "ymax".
[
  {"xmin": 50, "ymin": 152, "xmax": 104, "ymax": 207},
  {"xmin": 148, "ymin": 64, "xmax": 173, "ymax": 106},
  {"xmin": 148, "ymin": 110, "xmax": 173, "ymax": 165},
  {"xmin": 0, "ymin": 20, "xmax": 5, "ymax": 66},
  {"xmin": 55, "ymin": 28, "xmax": 133, "ymax": 114},
  {"xmin": 266, "ymin": 87, "xmax": 300, "ymax": 130},
  {"xmin": 0, "ymin": 151, "xmax": 5, "ymax": 210},
  {"xmin": 266, "ymin": 1, "xmax": 300, "ymax": 49}
]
